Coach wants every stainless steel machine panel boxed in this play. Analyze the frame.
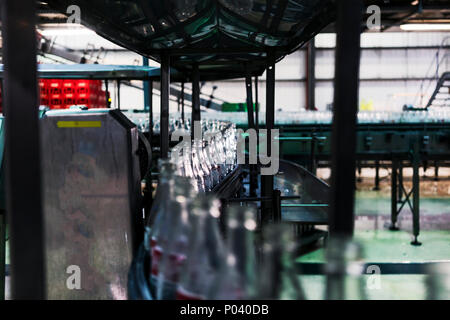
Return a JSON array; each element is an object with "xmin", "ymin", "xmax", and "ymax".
[{"xmin": 40, "ymin": 109, "xmax": 141, "ymax": 299}]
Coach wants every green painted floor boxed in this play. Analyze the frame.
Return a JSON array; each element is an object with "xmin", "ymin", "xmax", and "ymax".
[
  {"xmin": 299, "ymin": 230, "xmax": 450, "ymax": 263},
  {"xmin": 296, "ymin": 187, "xmax": 450, "ymax": 300}
]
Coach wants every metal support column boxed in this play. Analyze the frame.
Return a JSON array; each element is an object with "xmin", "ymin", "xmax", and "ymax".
[
  {"xmin": 254, "ymin": 76, "xmax": 259, "ymax": 135},
  {"xmin": 328, "ymin": 0, "xmax": 362, "ymax": 238},
  {"xmin": 245, "ymin": 72, "xmax": 257, "ymax": 196},
  {"xmin": 261, "ymin": 51, "xmax": 276, "ymax": 226},
  {"xmin": 160, "ymin": 52, "xmax": 170, "ymax": 159},
  {"xmin": 143, "ymin": 58, "xmax": 153, "ymax": 142},
  {"xmin": 117, "ymin": 80, "xmax": 121, "ymax": 110},
  {"xmin": 191, "ymin": 64, "xmax": 201, "ymax": 134},
  {"xmin": 181, "ymin": 82, "xmax": 185, "ymax": 124},
  {"xmin": 398, "ymin": 161, "xmax": 403, "ymax": 202},
  {"xmin": 411, "ymin": 144, "xmax": 421, "ymax": 246},
  {"xmin": 390, "ymin": 159, "xmax": 399, "ymax": 230},
  {"xmin": 434, "ymin": 160, "xmax": 439, "ymax": 181},
  {"xmin": 148, "ymin": 81, "xmax": 153, "ymax": 141},
  {"xmin": 143, "ymin": 57, "xmax": 151, "ymax": 112},
  {"xmin": 245, "ymin": 72, "xmax": 255, "ymax": 130},
  {"xmin": 373, "ymin": 160, "xmax": 380, "ymax": 190},
  {"xmin": 306, "ymin": 38, "xmax": 316, "ymax": 110},
  {"xmin": 1, "ymin": 0, "xmax": 46, "ymax": 299}
]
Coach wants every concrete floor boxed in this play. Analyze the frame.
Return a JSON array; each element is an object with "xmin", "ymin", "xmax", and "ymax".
[
  {"xmin": 2, "ymin": 169, "xmax": 450, "ymax": 300},
  {"xmin": 297, "ymin": 169, "xmax": 450, "ymax": 299}
]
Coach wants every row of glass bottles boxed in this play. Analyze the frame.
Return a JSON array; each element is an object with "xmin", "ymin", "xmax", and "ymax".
[
  {"xmin": 169, "ymin": 124, "xmax": 238, "ymax": 192},
  {"xmin": 144, "ymin": 159, "xmax": 304, "ymax": 300},
  {"xmin": 127, "ymin": 109, "xmax": 450, "ymax": 129}
]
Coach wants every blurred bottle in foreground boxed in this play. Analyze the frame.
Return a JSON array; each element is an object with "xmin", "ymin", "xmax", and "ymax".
[
  {"xmin": 210, "ymin": 205, "xmax": 258, "ymax": 299},
  {"xmin": 176, "ymin": 196, "xmax": 225, "ymax": 300},
  {"xmin": 147, "ymin": 170, "xmax": 197, "ymax": 300},
  {"xmin": 426, "ymin": 262, "xmax": 450, "ymax": 300},
  {"xmin": 257, "ymin": 224, "xmax": 305, "ymax": 300},
  {"xmin": 325, "ymin": 236, "xmax": 366, "ymax": 300}
]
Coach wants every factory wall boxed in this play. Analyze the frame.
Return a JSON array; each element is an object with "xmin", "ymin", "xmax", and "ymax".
[{"xmin": 37, "ymin": 30, "xmax": 449, "ymax": 113}]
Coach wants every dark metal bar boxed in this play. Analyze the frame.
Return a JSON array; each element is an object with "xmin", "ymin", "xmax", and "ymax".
[
  {"xmin": 181, "ymin": 81, "xmax": 185, "ymax": 123},
  {"xmin": 143, "ymin": 57, "xmax": 150, "ymax": 112},
  {"xmin": 105, "ymin": 80, "xmax": 111, "ymax": 108},
  {"xmin": 261, "ymin": 51, "xmax": 276, "ymax": 225},
  {"xmin": 245, "ymin": 71, "xmax": 257, "ymax": 196},
  {"xmin": 245, "ymin": 73, "xmax": 255, "ymax": 130},
  {"xmin": 373, "ymin": 160, "xmax": 380, "ymax": 190},
  {"xmin": 328, "ymin": 0, "xmax": 362, "ymax": 237},
  {"xmin": 276, "ymin": 136, "xmax": 326, "ymax": 141},
  {"xmin": 272, "ymin": 190, "xmax": 282, "ymax": 223},
  {"xmin": 148, "ymin": 80, "xmax": 153, "ymax": 141},
  {"xmin": 297, "ymin": 261, "xmax": 450, "ymax": 275},
  {"xmin": 434, "ymin": 160, "xmax": 439, "ymax": 181},
  {"xmin": 1, "ymin": 0, "xmax": 46, "ymax": 299},
  {"xmin": 191, "ymin": 64, "xmax": 201, "ymax": 136},
  {"xmin": 398, "ymin": 160, "xmax": 403, "ymax": 202},
  {"xmin": 390, "ymin": 159, "xmax": 399, "ymax": 230},
  {"xmin": 254, "ymin": 76, "xmax": 259, "ymax": 134},
  {"xmin": 117, "ymin": 80, "xmax": 121, "ymax": 110},
  {"xmin": 160, "ymin": 52, "xmax": 170, "ymax": 159},
  {"xmin": 309, "ymin": 136, "xmax": 317, "ymax": 174},
  {"xmin": 411, "ymin": 143, "xmax": 421, "ymax": 246},
  {"xmin": 306, "ymin": 38, "xmax": 316, "ymax": 110}
]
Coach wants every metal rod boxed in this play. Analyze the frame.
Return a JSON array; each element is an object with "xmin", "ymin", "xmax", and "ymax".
[
  {"xmin": 281, "ymin": 204, "xmax": 329, "ymax": 207},
  {"xmin": 117, "ymin": 80, "xmax": 121, "ymax": 110},
  {"xmin": 143, "ymin": 57, "xmax": 150, "ymax": 112},
  {"xmin": 245, "ymin": 72, "xmax": 255, "ymax": 130},
  {"xmin": 191, "ymin": 64, "xmax": 201, "ymax": 136},
  {"xmin": 275, "ymin": 136, "xmax": 326, "ymax": 141},
  {"xmin": 328, "ymin": 0, "xmax": 362, "ymax": 237},
  {"xmin": 160, "ymin": 52, "xmax": 170, "ymax": 159},
  {"xmin": 245, "ymin": 71, "xmax": 257, "ymax": 196},
  {"xmin": 261, "ymin": 50, "xmax": 276, "ymax": 225},
  {"xmin": 306, "ymin": 38, "xmax": 316, "ymax": 110},
  {"xmin": 1, "ymin": 0, "xmax": 46, "ymax": 299},
  {"xmin": 148, "ymin": 80, "xmax": 153, "ymax": 141},
  {"xmin": 373, "ymin": 160, "xmax": 380, "ymax": 190},
  {"xmin": 411, "ymin": 143, "xmax": 421, "ymax": 245},
  {"xmin": 390, "ymin": 159, "xmax": 399, "ymax": 230},
  {"xmin": 181, "ymin": 81, "xmax": 185, "ymax": 123},
  {"xmin": 254, "ymin": 76, "xmax": 259, "ymax": 134},
  {"xmin": 105, "ymin": 80, "xmax": 110, "ymax": 108}
]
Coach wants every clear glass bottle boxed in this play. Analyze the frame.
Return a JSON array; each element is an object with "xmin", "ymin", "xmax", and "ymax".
[
  {"xmin": 257, "ymin": 224, "xmax": 305, "ymax": 300},
  {"xmin": 324, "ymin": 236, "xmax": 366, "ymax": 300},
  {"xmin": 175, "ymin": 196, "xmax": 225, "ymax": 300},
  {"xmin": 148, "ymin": 174, "xmax": 197, "ymax": 300},
  {"xmin": 210, "ymin": 205, "xmax": 258, "ymax": 299}
]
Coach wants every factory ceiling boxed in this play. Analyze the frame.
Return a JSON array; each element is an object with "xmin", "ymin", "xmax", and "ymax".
[{"xmin": 37, "ymin": 0, "xmax": 450, "ymax": 80}]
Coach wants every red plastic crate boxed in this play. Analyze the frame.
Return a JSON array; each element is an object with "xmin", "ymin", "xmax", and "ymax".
[
  {"xmin": 48, "ymin": 80, "xmax": 63, "ymax": 94},
  {"xmin": 62, "ymin": 80, "xmax": 76, "ymax": 94}
]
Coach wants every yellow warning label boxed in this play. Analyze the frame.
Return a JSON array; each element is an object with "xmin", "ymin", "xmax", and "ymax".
[{"xmin": 57, "ymin": 121, "xmax": 102, "ymax": 128}]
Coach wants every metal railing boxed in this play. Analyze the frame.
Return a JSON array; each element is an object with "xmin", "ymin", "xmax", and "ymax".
[{"xmin": 415, "ymin": 36, "xmax": 450, "ymax": 108}]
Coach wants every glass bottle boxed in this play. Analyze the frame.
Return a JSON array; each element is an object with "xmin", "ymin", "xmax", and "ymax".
[
  {"xmin": 148, "ymin": 175, "xmax": 197, "ymax": 300},
  {"xmin": 325, "ymin": 236, "xmax": 366, "ymax": 300},
  {"xmin": 176, "ymin": 196, "xmax": 225, "ymax": 300},
  {"xmin": 210, "ymin": 205, "xmax": 258, "ymax": 299},
  {"xmin": 257, "ymin": 224, "xmax": 305, "ymax": 300}
]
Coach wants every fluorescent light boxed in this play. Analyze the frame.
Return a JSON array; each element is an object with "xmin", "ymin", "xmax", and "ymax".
[
  {"xmin": 40, "ymin": 25, "xmax": 96, "ymax": 37},
  {"xmin": 400, "ymin": 24, "xmax": 450, "ymax": 31}
]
